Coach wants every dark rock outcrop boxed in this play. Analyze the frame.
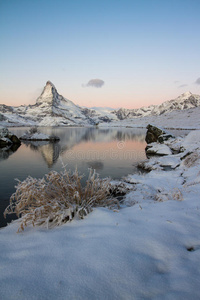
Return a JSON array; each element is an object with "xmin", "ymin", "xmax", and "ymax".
[
  {"xmin": 145, "ymin": 124, "xmax": 174, "ymax": 144},
  {"xmin": 144, "ymin": 124, "xmax": 175, "ymax": 157},
  {"xmin": 8, "ymin": 134, "xmax": 21, "ymax": 145},
  {"xmin": 0, "ymin": 127, "xmax": 21, "ymax": 148}
]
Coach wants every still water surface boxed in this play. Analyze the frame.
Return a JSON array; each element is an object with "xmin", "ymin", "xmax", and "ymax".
[{"xmin": 0, "ymin": 127, "xmax": 147, "ymax": 227}]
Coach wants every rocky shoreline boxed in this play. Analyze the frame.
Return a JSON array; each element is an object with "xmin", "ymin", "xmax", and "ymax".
[{"xmin": 114, "ymin": 125, "xmax": 200, "ymax": 208}]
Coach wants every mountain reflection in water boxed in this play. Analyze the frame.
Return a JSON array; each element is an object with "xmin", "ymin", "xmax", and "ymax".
[
  {"xmin": 2, "ymin": 127, "xmax": 146, "ymax": 168},
  {"xmin": 22, "ymin": 141, "xmax": 61, "ymax": 168},
  {"xmin": 0, "ymin": 127, "xmax": 147, "ymax": 228}
]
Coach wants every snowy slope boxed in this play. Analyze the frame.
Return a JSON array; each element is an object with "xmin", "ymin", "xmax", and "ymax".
[{"xmin": 100, "ymin": 106, "xmax": 200, "ymax": 130}]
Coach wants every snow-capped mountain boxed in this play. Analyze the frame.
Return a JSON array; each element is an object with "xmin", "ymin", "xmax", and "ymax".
[
  {"xmin": 15, "ymin": 81, "xmax": 95, "ymax": 126},
  {"xmin": 0, "ymin": 81, "xmax": 117, "ymax": 126},
  {"xmin": 113, "ymin": 91, "xmax": 200, "ymax": 120},
  {"xmin": 0, "ymin": 81, "xmax": 200, "ymax": 127}
]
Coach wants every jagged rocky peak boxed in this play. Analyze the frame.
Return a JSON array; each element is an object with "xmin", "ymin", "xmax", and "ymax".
[
  {"xmin": 182, "ymin": 91, "xmax": 192, "ymax": 97},
  {"xmin": 45, "ymin": 80, "xmax": 56, "ymax": 90},
  {"xmin": 176, "ymin": 91, "xmax": 193, "ymax": 100},
  {"xmin": 36, "ymin": 81, "xmax": 59, "ymax": 105}
]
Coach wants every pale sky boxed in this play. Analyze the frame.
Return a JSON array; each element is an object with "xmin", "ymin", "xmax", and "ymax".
[{"xmin": 0, "ymin": 0, "xmax": 200, "ymax": 109}]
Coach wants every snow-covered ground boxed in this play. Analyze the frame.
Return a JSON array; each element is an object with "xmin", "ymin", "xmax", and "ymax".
[
  {"xmin": 100, "ymin": 106, "xmax": 200, "ymax": 130},
  {"xmin": 0, "ymin": 129, "xmax": 200, "ymax": 299}
]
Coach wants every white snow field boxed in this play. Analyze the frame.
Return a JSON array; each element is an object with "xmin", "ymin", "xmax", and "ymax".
[
  {"xmin": 0, "ymin": 130, "xmax": 200, "ymax": 299},
  {"xmin": 99, "ymin": 105, "xmax": 200, "ymax": 130}
]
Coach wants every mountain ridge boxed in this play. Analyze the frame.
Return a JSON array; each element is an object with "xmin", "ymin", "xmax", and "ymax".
[
  {"xmin": 0, "ymin": 81, "xmax": 200, "ymax": 127},
  {"xmin": 113, "ymin": 91, "xmax": 200, "ymax": 120}
]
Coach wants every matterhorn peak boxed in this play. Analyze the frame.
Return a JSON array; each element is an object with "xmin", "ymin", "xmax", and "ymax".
[
  {"xmin": 36, "ymin": 81, "xmax": 58, "ymax": 105},
  {"xmin": 46, "ymin": 80, "xmax": 56, "ymax": 89}
]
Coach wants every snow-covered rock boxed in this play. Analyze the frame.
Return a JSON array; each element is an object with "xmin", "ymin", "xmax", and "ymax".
[
  {"xmin": 120, "ymin": 128, "xmax": 194, "ymax": 200},
  {"xmin": 145, "ymin": 124, "xmax": 174, "ymax": 144},
  {"xmin": 146, "ymin": 143, "xmax": 172, "ymax": 156},
  {"xmin": 20, "ymin": 128, "xmax": 60, "ymax": 141},
  {"xmin": 0, "ymin": 126, "xmax": 21, "ymax": 147},
  {"xmin": 138, "ymin": 155, "xmax": 181, "ymax": 171},
  {"xmin": 122, "ymin": 130, "xmax": 200, "ymax": 209}
]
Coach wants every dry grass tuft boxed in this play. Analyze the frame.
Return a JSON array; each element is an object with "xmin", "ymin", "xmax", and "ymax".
[
  {"xmin": 183, "ymin": 151, "xmax": 200, "ymax": 168},
  {"xmin": 171, "ymin": 188, "xmax": 183, "ymax": 201},
  {"xmin": 4, "ymin": 168, "xmax": 118, "ymax": 232},
  {"xmin": 155, "ymin": 187, "xmax": 183, "ymax": 202}
]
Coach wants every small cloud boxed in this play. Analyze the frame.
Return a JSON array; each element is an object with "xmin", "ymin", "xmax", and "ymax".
[
  {"xmin": 83, "ymin": 79, "xmax": 105, "ymax": 88},
  {"xmin": 195, "ymin": 77, "xmax": 200, "ymax": 85},
  {"xmin": 174, "ymin": 80, "xmax": 179, "ymax": 84},
  {"xmin": 179, "ymin": 84, "xmax": 188, "ymax": 88}
]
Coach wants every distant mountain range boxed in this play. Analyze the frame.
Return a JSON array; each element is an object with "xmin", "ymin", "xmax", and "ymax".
[
  {"xmin": 113, "ymin": 91, "xmax": 200, "ymax": 120},
  {"xmin": 0, "ymin": 81, "xmax": 200, "ymax": 127}
]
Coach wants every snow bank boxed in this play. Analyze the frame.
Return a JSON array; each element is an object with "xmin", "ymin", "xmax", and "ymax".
[
  {"xmin": 1, "ymin": 196, "xmax": 200, "ymax": 299},
  {"xmin": 1, "ymin": 131, "xmax": 200, "ymax": 299},
  {"xmin": 100, "ymin": 106, "xmax": 200, "ymax": 130},
  {"xmin": 182, "ymin": 130, "xmax": 200, "ymax": 150}
]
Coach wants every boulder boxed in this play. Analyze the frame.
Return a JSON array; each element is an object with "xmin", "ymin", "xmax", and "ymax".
[
  {"xmin": 158, "ymin": 133, "xmax": 174, "ymax": 143},
  {"xmin": 8, "ymin": 134, "xmax": 21, "ymax": 145},
  {"xmin": 145, "ymin": 144, "xmax": 172, "ymax": 156},
  {"xmin": 145, "ymin": 124, "xmax": 174, "ymax": 144},
  {"xmin": 0, "ymin": 126, "xmax": 21, "ymax": 148}
]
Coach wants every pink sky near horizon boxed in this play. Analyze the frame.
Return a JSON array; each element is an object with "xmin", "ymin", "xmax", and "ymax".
[{"xmin": 1, "ymin": 80, "xmax": 200, "ymax": 110}]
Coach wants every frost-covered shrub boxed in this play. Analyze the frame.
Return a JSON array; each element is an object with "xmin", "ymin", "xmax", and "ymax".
[{"xmin": 4, "ymin": 168, "xmax": 118, "ymax": 232}]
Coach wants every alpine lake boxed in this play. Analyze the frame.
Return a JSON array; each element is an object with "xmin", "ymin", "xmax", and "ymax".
[{"xmin": 0, "ymin": 126, "xmax": 189, "ymax": 228}]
